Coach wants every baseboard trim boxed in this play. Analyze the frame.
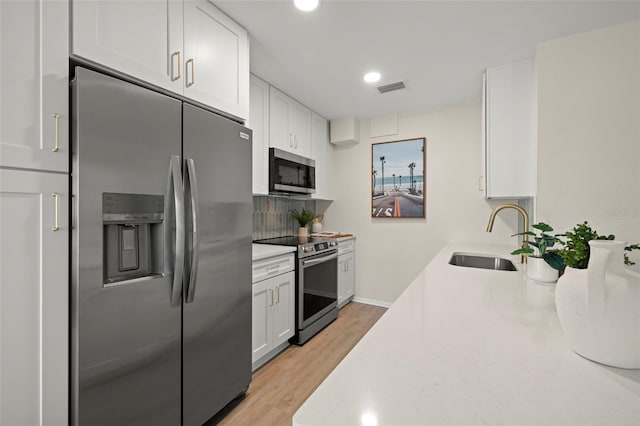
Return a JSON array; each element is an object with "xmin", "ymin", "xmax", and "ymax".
[{"xmin": 352, "ymin": 296, "xmax": 392, "ymax": 308}]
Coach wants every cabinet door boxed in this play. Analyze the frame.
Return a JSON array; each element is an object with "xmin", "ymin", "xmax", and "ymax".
[
  {"xmin": 0, "ymin": 0, "xmax": 68, "ymax": 172},
  {"xmin": 344, "ymin": 252, "xmax": 355, "ymax": 300},
  {"xmin": 269, "ymin": 87, "xmax": 312, "ymax": 157},
  {"xmin": 338, "ymin": 251, "xmax": 355, "ymax": 307},
  {"xmin": 272, "ymin": 271, "xmax": 295, "ymax": 346},
  {"xmin": 290, "ymin": 100, "xmax": 312, "ymax": 158},
  {"xmin": 0, "ymin": 169, "xmax": 68, "ymax": 425},
  {"xmin": 183, "ymin": 0, "xmax": 249, "ymax": 120},
  {"xmin": 250, "ymin": 75, "xmax": 270, "ymax": 195},
  {"xmin": 269, "ymin": 87, "xmax": 295, "ymax": 153},
  {"xmin": 252, "ymin": 279, "xmax": 273, "ymax": 363},
  {"xmin": 483, "ymin": 59, "xmax": 535, "ymax": 198},
  {"xmin": 337, "ymin": 255, "xmax": 347, "ymax": 306},
  {"xmin": 311, "ymin": 112, "xmax": 331, "ymax": 199},
  {"xmin": 71, "ymin": 0, "xmax": 183, "ymax": 94}
]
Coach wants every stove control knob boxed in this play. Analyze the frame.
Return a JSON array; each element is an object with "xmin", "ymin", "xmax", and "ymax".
[{"xmin": 302, "ymin": 244, "xmax": 313, "ymax": 253}]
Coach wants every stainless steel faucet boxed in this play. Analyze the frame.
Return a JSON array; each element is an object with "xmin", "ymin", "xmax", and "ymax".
[{"xmin": 486, "ymin": 204, "xmax": 529, "ymax": 263}]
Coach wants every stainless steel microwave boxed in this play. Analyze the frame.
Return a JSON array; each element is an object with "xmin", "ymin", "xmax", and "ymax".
[{"xmin": 269, "ymin": 148, "xmax": 316, "ymax": 195}]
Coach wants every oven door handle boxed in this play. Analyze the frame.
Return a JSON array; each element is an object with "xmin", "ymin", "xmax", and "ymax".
[{"xmin": 302, "ymin": 252, "xmax": 339, "ymax": 267}]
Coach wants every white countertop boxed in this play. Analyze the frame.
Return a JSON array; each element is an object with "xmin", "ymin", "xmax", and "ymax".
[
  {"xmin": 293, "ymin": 243, "xmax": 640, "ymax": 425},
  {"xmin": 252, "ymin": 243, "xmax": 296, "ymax": 261}
]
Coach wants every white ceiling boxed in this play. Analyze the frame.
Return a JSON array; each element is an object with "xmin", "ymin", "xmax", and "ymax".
[{"xmin": 214, "ymin": 0, "xmax": 640, "ymax": 120}]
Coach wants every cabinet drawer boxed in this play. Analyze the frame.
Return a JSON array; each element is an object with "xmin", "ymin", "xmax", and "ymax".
[
  {"xmin": 252, "ymin": 253, "xmax": 295, "ymax": 283},
  {"xmin": 338, "ymin": 239, "xmax": 355, "ymax": 255}
]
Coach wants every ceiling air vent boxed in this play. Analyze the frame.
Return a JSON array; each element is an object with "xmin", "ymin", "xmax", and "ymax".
[{"xmin": 377, "ymin": 81, "xmax": 406, "ymax": 94}]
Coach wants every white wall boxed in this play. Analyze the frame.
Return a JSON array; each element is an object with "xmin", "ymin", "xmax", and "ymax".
[
  {"xmin": 322, "ymin": 100, "xmax": 519, "ymax": 305},
  {"xmin": 536, "ymin": 20, "xmax": 640, "ymax": 264}
]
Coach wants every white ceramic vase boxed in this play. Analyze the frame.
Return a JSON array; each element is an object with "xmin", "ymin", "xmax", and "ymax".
[
  {"xmin": 526, "ymin": 256, "xmax": 559, "ymax": 283},
  {"xmin": 555, "ymin": 240, "xmax": 640, "ymax": 369},
  {"xmin": 311, "ymin": 222, "xmax": 323, "ymax": 233},
  {"xmin": 298, "ymin": 226, "xmax": 308, "ymax": 237}
]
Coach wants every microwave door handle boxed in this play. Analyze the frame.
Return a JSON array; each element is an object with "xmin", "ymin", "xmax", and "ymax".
[
  {"xmin": 302, "ymin": 252, "xmax": 339, "ymax": 267},
  {"xmin": 168, "ymin": 155, "xmax": 185, "ymax": 307},
  {"xmin": 185, "ymin": 158, "xmax": 200, "ymax": 304}
]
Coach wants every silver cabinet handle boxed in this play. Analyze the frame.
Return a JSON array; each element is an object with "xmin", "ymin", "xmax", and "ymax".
[
  {"xmin": 275, "ymin": 286, "xmax": 280, "ymax": 304},
  {"xmin": 268, "ymin": 288, "xmax": 273, "ymax": 306},
  {"xmin": 52, "ymin": 113, "xmax": 60, "ymax": 152},
  {"xmin": 289, "ymin": 132, "xmax": 294, "ymax": 148},
  {"xmin": 186, "ymin": 58, "xmax": 195, "ymax": 87},
  {"xmin": 294, "ymin": 134, "xmax": 298, "ymax": 149},
  {"xmin": 266, "ymin": 264, "xmax": 281, "ymax": 273},
  {"xmin": 51, "ymin": 193, "xmax": 60, "ymax": 231},
  {"xmin": 185, "ymin": 158, "xmax": 200, "ymax": 304},
  {"xmin": 169, "ymin": 156, "xmax": 185, "ymax": 307},
  {"xmin": 171, "ymin": 51, "xmax": 182, "ymax": 81}
]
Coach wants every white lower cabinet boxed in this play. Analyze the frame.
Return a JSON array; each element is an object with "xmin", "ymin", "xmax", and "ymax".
[
  {"xmin": 0, "ymin": 168, "xmax": 68, "ymax": 426},
  {"xmin": 252, "ymin": 253, "xmax": 295, "ymax": 370},
  {"xmin": 337, "ymin": 238, "xmax": 355, "ymax": 308}
]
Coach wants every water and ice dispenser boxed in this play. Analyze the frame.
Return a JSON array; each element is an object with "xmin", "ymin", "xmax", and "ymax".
[{"xmin": 103, "ymin": 193, "xmax": 164, "ymax": 284}]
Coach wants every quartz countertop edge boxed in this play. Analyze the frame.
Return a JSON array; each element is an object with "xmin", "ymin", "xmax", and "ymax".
[
  {"xmin": 252, "ymin": 243, "xmax": 296, "ymax": 261},
  {"xmin": 293, "ymin": 242, "xmax": 640, "ymax": 425}
]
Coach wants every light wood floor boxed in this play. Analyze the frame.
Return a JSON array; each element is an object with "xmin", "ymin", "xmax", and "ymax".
[{"xmin": 216, "ymin": 302, "xmax": 387, "ymax": 426}]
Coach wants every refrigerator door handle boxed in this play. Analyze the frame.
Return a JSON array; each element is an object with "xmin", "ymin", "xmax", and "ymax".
[
  {"xmin": 185, "ymin": 158, "xmax": 200, "ymax": 303},
  {"xmin": 169, "ymin": 155, "xmax": 185, "ymax": 307}
]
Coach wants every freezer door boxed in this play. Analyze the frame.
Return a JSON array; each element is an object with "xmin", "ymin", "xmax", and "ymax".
[
  {"xmin": 182, "ymin": 104, "xmax": 253, "ymax": 425},
  {"xmin": 71, "ymin": 68, "xmax": 183, "ymax": 426}
]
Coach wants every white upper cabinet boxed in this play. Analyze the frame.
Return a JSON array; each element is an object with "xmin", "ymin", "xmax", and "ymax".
[
  {"xmin": 71, "ymin": 0, "xmax": 183, "ymax": 93},
  {"xmin": 249, "ymin": 75, "xmax": 270, "ymax": 195},
  {"xmin": 183, "ymin": 0, "xmax": 249, "ymax": 118},
  {"xmin": 0, "ymin": 0, "xmax": 69, "ymax": 172},
  {"xmin": 71, "ymin": 0, "xmax": 249, "ymax": 120},
  {"xmin": 311, "ymin": 112, "xmax": 333, "ymax": 200},
  {"xmin": 482, "ymin": 59, "xmax": 535, "ymax": 199},
  {"xmin": 269, "ymin": 87, "xmax": 312, "ymax": 158}
]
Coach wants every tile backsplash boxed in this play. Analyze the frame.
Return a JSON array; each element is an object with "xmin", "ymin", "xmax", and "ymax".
[{"xmin": 253, "ymin": 196, "xmax": 316, "ymax": 240}]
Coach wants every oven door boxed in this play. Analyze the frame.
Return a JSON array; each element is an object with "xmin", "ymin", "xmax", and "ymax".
[{"xmin": 298, "ymin": 250, "xmax": 338, "ymax": 329}]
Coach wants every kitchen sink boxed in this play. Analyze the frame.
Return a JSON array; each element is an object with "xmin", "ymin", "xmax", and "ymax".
[{"xmin": 448, "ymin": 252, "xmax": 517, "ymax": 271}]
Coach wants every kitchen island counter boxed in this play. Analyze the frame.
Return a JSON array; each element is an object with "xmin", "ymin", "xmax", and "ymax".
[{"xmin": 293, "ymin": 243, "xmax": 640, "ymax": 425}]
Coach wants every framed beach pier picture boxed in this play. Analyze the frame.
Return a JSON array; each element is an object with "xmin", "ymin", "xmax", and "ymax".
[{"xmin": 371, "ymin": 137, "xmax": 426, "ymax": 218}]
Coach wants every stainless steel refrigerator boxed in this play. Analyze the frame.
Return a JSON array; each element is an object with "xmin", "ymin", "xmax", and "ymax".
[{"xmin": 70, "ymin": 67, "xmax": 252, "ymax": 425}]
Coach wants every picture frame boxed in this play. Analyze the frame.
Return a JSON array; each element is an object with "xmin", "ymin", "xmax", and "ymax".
[{"xmin": 371, "ymin": 137, "xmax": 426, "ymax": 218}]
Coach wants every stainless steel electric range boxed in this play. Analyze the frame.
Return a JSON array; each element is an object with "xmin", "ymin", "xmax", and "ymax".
[{"xmin": 254, "ymin": 236, "xmax": 339, "ymax": 345}]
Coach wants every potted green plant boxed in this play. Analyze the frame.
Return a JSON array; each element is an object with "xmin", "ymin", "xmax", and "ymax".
[
  {"xmin": 556, "ymin": 221, "xmax": 639, "ymax": 269},
  {"xmin": 289, "ymin": 208, "xmax": 316, "ymax": 237},
  {"xmin": 511, "ymin": 222, "xmax": 564, "ymax": 282}
]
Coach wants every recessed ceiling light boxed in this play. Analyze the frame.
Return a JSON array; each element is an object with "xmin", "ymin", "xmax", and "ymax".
[
  {"xmin": 294, "ymin": 0, "xmax": 319, "ymax": 12},
  {"xmin": 364, "ymin": 71, "xmax": 381, "ymax": 83}
]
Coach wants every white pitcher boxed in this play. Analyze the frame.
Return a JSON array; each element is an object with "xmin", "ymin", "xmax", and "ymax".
[{"xmin": 555, "ymin": 240, "xmax": 640, "ymax": 369}]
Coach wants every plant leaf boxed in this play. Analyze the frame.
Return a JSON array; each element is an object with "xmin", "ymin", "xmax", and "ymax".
[
  {"xmin": 510, "ymin": 231, "xmax": 536, "ymax": 237},
  {"xmin": 511, "ymin": 247, "xmax": 534, "ymax": 255},
  {"xmin": 532, "ymin": 222, "xmax": 553, "ymax": 232},
  {"xmin": 543, "ymin": 252, "xmax": 565, "ymax": 271}
]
